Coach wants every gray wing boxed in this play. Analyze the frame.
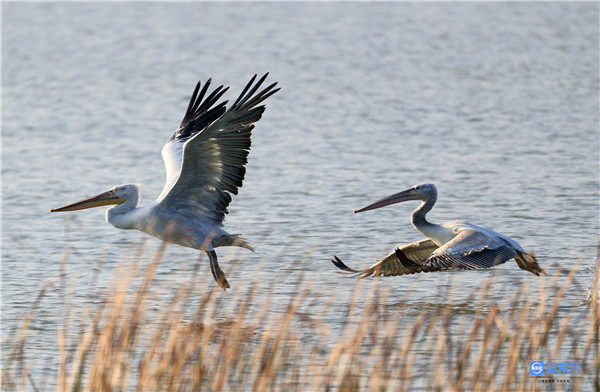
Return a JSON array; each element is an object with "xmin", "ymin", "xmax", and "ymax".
[
  {"xmin": 158, "ymin": 79, "xmax": 230, "ymax": 202},
  {"xmin": 423, "ymin": 229, "xmax": 517, "ymax": 271},
  {"xmin": 331, "ymin": 238, "xmax": 439, "ymax": 278},
  {"xmin": 157, "ymin": 74, "xmax": 279, "ymax": 225}
]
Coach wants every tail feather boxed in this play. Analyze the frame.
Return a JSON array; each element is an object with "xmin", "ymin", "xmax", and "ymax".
[
  {"xmin": 514, "ymin": 250, "xmax": 545, "ymax": 276},
  {"xmin": 213, "ymin": 234, "xmax": 254, "ymax": 252}
]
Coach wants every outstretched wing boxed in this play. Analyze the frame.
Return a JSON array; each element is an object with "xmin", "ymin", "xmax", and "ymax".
[
  {"xmin": 423, "ymin": 228, "xmax": 516, "ymax": 270},
  {"xmin": 158, "ymin": 78, "xmax": 230, "ymax": 202},
  {"xmin": 331, "ymin": 238, "xmax": 440, "ymax": 278},
  {"xmin": 157, "ymin": 74, "xmax": 279, "ymax": 225},
  {"xmin": 332, "ymin": 227, "xmax": 522, "ymax": 278}
]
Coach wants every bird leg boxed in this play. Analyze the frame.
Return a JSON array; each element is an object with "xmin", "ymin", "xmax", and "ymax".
[
  {"xmin": 207, "ymin": 250, "xmax": 230, "ymax": 290},
  {"xmin": 514, "ymin": 250, "xmax": 545, "ymax": 276}
]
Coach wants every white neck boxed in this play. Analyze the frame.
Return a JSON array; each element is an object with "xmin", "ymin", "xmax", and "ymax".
[
  {"xmin": 105, "ymin": 192, "xmax": 141, "ymax": 230},
  {"xmin": 411, "ymin": 197, "xmax": 452, "ymax": 247}
]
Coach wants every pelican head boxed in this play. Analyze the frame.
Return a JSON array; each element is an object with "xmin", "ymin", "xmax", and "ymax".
[
  {"xmin": 354, "ymin": 183, "xmax": 437, "ymax": 213},
  {"xmin": 51, "ymin": 184, "xmax": 140, "ymax": 212}
]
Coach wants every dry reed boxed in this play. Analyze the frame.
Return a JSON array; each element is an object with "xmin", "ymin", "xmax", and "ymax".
[{"xmin": 2, "ymin": 243, "xmax": 599, "ymax": 392}]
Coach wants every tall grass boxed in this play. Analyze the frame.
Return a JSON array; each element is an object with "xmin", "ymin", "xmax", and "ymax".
[{"xmin": 2, "ymin": 243, "xmax": 599, "ymax": 391}]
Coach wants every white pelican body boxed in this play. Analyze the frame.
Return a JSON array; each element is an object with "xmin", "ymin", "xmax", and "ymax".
[
  {"xmin": 52, "ymin": 74, "xmax": 279, "ymax": 290},
  {"xmin": 332, "ymin": 183, "xmax": 544, "ymax": 278}
]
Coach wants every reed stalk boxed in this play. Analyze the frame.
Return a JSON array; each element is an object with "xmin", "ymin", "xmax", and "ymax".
[{"xmin": 2, "ymin": 244, "xmax": 598, "ymax": 392}]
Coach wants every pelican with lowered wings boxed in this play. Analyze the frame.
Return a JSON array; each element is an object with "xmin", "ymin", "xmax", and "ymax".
[
  {"xmin": 332, "ymin": 183, "xmax": 544, "ymax": 278},
  {"xmin": 51, "ymin": 74, "xmax": 279, "ymax": 290}
]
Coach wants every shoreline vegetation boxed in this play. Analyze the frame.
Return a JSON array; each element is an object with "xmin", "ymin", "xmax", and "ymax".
[{"xmin": 2, "ymin": 243, "xmax": 599, "ymax": 392}]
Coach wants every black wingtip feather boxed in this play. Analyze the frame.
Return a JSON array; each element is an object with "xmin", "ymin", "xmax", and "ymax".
[
  {"xmin": 231, "ymin": 74, "xmax": 258, "ymax": 108},
  {"xmin": 185, "ymin": 81, "xmax": 202, "ymax": 117},
  {"xmin": 189, "ymin": 80, "xmax": 212, "ymax": 115},
  {"xmin": 231, "ymin": 73, "xmax": 278, "ymax": 111},
  {"xmin": 172, "ymin": 79, "xmax": 232, "ymax": 141},
  {"xmin": 179, "ymin": 78, "xmax": 230, "ymax": 129},
  {"xmin": 331, "ymin": 256, "xmax": 359, "ymax": 273},
  {"xmin": 238, "ymin": 84, "xmax": 280, "ymax": 112}
]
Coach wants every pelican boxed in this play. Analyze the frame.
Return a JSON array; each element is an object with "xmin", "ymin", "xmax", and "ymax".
[
  {"xmin": 332, "ymin": 183, "xmax": 544, "ymax": 278},
  {"xmin": 51, "ymin": 74, "xmax": 279, "ymax": 290}
]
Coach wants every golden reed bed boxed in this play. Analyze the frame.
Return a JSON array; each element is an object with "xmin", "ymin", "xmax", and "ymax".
[{"xmin": 3, "ymin": 243, "xmax": 599, "ymax": 392}]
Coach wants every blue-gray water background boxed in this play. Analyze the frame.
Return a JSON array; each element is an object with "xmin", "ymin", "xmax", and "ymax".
[{"xmin": 2, "ymin": 2, "xmax": 599, "ymax": 389}]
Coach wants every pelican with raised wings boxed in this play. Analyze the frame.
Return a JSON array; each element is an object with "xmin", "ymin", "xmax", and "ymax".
[
  {"xmin": 332, "ymin": 183, "xmax": 544, "ymax": 278},
  {"xmin": 51, "ymin": 74, "xmax": 279, "ymax": 290}
]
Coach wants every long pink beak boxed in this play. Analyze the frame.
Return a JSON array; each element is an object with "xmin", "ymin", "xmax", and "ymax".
[
  {"xmin": 50, "ymin": 190, "xmax": 125, "ymax": 212},
  {"xmin": 354, "ymin": 188, "xmax": 420, "ymax": 213}
]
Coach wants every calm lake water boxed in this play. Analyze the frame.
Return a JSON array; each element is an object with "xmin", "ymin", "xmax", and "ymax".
[{"xmin": 2, "ymin": 2, "xmax": 599, "ymax": 389}]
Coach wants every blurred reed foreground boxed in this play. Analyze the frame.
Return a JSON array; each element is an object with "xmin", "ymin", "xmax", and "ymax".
[{"xmin": 3, "ymin": 243, "xmax": 599, "ymax": 392}]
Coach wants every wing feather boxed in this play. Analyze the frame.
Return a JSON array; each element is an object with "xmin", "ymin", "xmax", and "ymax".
[
  {"xmin": 158, "ymin": 79, "xmax": 229, "ymax": 201},
  {"xmin": 175, "ymin": 79, "xmax": 229, "ymax": 140},
  {"xmin": 331, "ymin": 239, "xmax": 439, "ymax": 278},
  {"xmin": 332, "ymin": 228, "xmax": 522, "ymax": 278},
  {"xmin": 423, "ymin": 229, "xmax": 516, "ymax": 270},
  {"xmin": 157, "ymin": 74, "xmax": 279, "ymax": 225}
]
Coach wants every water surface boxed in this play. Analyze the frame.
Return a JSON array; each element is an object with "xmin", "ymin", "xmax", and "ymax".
[{"xmin": 2, "ymin": 2, "xmax": 599, "ymax": 389}]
